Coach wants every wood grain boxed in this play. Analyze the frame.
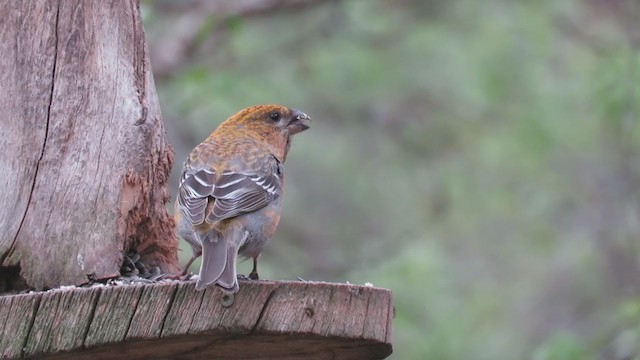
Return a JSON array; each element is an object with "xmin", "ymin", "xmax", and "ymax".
[
  {"xmin": 0, "ymin": 281, "xmax": 393, "ymax": 359},
  {"xmin": 0, "ymin": 0, "xmax": 178, "ymax": 291}
]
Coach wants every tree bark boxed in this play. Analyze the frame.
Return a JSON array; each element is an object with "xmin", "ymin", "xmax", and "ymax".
[{"xmin": 0, "ymin": 0, "xmax": 178, "ymax": 291}]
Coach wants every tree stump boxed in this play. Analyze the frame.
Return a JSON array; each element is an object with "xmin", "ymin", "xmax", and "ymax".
[
  {"xmin": 0, "ymin": 280, "xmax": 394, "ymax": 359},
  {"xmin": 0, "ymin": 0, "xmax": 178, "ymax": 291}
]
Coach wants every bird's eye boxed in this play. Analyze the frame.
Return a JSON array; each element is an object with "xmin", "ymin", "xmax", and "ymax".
[{"xmin": 270, "ymin": 112, "xmax": 280, "ymax": 121}]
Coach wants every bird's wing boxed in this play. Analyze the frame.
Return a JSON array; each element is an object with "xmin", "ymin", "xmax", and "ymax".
[
  {"xmin": 176, "ymin": 166, "xmax": 216, "ymax": 225},
  {"xmin": 207, "ymin": 155, "xmax": 283, "ymax": 223}
]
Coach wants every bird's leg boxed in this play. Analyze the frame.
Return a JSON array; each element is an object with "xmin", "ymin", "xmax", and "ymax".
[
  {"xmin": 181, "ymin": 250, "xmax": 202, "ymax": 276},
  {"xmin": 248, "ymin": 257, "xmax": 259, "ymax": 280}
]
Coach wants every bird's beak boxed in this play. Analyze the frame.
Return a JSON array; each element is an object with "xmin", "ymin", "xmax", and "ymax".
[{"xmin": 288, "ymin": 109, "xmax": 311, "ymax": 134}]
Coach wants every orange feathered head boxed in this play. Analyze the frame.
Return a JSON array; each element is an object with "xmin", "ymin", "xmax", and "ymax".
[{"xmin": 214, "ymin": 104, "xmax": 310, "ymax": 161}]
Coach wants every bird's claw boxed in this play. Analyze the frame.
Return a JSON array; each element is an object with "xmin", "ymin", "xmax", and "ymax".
[{"xmin": 237, "ymin": 272, "xmax": 260, "ymax": 281}]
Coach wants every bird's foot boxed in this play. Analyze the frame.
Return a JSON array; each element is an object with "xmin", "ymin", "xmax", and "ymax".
[{"xmin": 237, "ymin": 272, "xmax": 260, "ymax": 281}]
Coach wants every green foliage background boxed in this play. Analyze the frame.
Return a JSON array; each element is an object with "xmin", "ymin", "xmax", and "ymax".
[{"xmin": 143, "ymin": 0, "xmax": 640, "ymax": 358}]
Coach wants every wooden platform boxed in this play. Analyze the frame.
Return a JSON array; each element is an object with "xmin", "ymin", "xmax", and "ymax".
[{"xmin": 0, "ymin": 280, "xmax": 393, "ymax": 359}]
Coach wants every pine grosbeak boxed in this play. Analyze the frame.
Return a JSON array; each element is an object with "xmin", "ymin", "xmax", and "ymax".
[{"xmin": 175, "ymin": 104, "xmax": 310, "ymax": 292}]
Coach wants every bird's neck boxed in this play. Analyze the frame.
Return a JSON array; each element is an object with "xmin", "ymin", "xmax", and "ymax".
[{"xmin": 211, "ymin": 125, "xmax": 290, "ymax": 163}]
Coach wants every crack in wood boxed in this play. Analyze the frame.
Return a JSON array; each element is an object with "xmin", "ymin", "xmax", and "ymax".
[
  {"xmin": 81, "ymin": 287, "xmax": 103, "ymax": 348},
  {"xmin": 157, "ymin": 284, "xmax": 179, "ymax": 337},
  {"xmin": 123, "ymin": 285, "xmax": 146, "ymax": 339},
  {"xmin": 0, "ymin": 298, "xmax": 12, "ymax": 342},
  {"xmin": 130, "ymin": 0, "xmax": 147, "ymax": 127},
  {"xmin": 186, "ymin": 286, "xmax": 208, "ymax": 334},
  {"xmin": 93, "ymin": 126, "xmax": 106, "ymax": 209},
  {"xmin": 250, "ymin": 285, "xmax": 279, "ymax": 334},
  {"xmin": 1, "ymin": 296, "xmax": 15, "ymax": 351},
  {"xmin": 20, "ymin": 293, "xmax": 43, "ymax": 358},
  {"xmin": 2, "ymin": 0, "xmax": 61, "ymax": 267}
]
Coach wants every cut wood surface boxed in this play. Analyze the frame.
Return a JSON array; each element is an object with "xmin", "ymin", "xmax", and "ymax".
[{"xmin": 0, "ymin": 280, "xmax": 394, "ymax": 359}]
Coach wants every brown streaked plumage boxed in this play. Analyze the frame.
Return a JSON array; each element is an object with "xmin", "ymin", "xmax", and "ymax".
[{"xmin": 175, "ymin": 104, "xmax": 310, "ymax": 292}]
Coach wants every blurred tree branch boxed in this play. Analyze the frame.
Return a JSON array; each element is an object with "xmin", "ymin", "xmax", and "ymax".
[{"xmin": 148, "ymin": 0, "xmax": 338, "ymax": 78}]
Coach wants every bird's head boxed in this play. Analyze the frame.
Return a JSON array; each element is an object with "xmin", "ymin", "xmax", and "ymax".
[{"xmin": 217, "ymin": 104, "xmax": 311, "ymax": 161}]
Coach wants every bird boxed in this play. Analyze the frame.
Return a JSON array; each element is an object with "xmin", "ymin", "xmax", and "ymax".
[{"xmin": 174, "ymin": 104, "xmax": 310, "ymax": 292}]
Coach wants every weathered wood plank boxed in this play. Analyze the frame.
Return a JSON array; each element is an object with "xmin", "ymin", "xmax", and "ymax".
[
  {"xmin": 159, "ymin": 281, "xmax": 205, "ymax": 337},
  {"xmin": 0, "ymin": 292, "xmax": 41, "ymax": 358},
  {"xmin": 23, "ymin": 291, "xmax": 62, "ymax": 357},
  {"xmin": 0, "ymin": 280, "xmax": 393, "ymax": 359},
  {"xmin": 125, "ymin": 282, "xmax": 177, "ymax": 340},
  {"xmin": 364, "ymin": 286, "xmax": 394, "ymax": 342},
  {"xmin": 23, "ymin": 287, "xmax": 101, "ymax": 357},
  {"xmin": 297, "ymin": 282, "xmax": 334, "ymax": 334},
  {"xmin": 49, "ymin": 287, "xmax": 101, "ymax": 352},
  {"xmin": 255, "ymin": 282, "xmax": 381, "ymax": 339},
  {"xmin": 189, "ymin": 280, "xmax": 275, "ymax": 334},
  {"xmin": 84, "ymin": 285, "xmax": 144, "ymax": 347},
  {"xmin": 0, "ymin": 295, "xmax": 13, "ymax": 352}
]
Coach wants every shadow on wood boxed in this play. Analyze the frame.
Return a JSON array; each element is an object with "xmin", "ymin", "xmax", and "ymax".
[{"xmin": 0, "ymin": 280, "xmax": 393, "ymax": 359}]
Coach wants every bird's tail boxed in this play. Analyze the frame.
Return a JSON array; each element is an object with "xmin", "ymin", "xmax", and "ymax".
[{"xmin": 195, "ymin": 231, "xmax": 240, "ymax": 293}]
